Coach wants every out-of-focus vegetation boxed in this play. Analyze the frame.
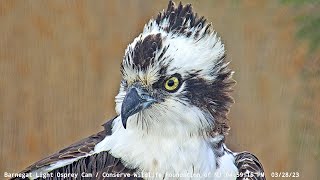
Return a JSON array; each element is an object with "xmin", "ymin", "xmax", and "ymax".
[
  {"xmin": 282, "ymin": 0, "xmax": 320, "ymax": 51},
  {"xmin": 0, "ymin": 1, "xmax": 319, "ymax": 179},
  {"xmin": 281, "ymin": 0, "xmax": 320, "ymax": 178}
]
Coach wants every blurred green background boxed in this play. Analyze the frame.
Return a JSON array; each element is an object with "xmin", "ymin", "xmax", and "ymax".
[{"xmin": 0, "ymin": 0, "xmax": 319, "ymax": 179}]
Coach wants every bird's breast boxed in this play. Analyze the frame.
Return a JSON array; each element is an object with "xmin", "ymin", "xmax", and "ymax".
[{"xmin": 95, "ymin": 117, "xmax": 218, "ymax": 179}]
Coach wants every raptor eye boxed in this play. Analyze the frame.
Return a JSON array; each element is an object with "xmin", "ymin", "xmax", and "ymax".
[{"xmin": 164, "ymin": 76, "xmax": 180, "ymax": 92}]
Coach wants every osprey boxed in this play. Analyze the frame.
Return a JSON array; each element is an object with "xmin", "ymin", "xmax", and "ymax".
[{"xmin": 14, "ymin": 1, "xmax": 265, "ymax": 180}]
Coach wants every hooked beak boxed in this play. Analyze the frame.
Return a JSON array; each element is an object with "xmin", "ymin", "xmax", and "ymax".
[{"xmin": 121, "ymin": 86, "xmax": 156, "ymax": 129}]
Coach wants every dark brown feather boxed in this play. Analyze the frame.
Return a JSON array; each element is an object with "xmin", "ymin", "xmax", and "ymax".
[
  {"xmin": 11, "ymin": 117, "xmax": 140, "ymax": 179},
  {"xmin": 155, "ymin": 1, "xmax": 211, "ymax": 39},
  {"xmin": 235, "ymin": 152, "xmax": 266, "ymax": 180},
  {"xmin": 44, "ymin": 152, "xmax": 141, "ymax": 180}
]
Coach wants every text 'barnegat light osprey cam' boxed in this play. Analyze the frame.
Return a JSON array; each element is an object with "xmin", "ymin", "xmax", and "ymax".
[{"xmin": 13, "ymin": 1, "xmax": 265, "ymax": 180}]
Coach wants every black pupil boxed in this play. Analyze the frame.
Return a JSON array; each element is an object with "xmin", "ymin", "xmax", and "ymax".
[{"xmin": 167, "ymin": 79, "xmax": 175, "ymax": 87}]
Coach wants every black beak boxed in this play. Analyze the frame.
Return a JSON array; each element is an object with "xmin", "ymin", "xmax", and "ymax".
[{"xmin": 121, "ymin": 86, "xmax": 156, "ymax": 129}]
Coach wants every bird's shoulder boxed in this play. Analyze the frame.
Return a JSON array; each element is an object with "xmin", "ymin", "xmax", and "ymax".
[
  {"xmin": 234, "ymin": 151, "xmax": 266, "ymax": 180},
  {"xmin": 20, "ymin": 117, "xmax": 115, "ymax": 174}
]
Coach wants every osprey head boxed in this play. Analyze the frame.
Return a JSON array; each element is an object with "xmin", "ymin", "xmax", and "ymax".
[{"xmin": 115, "ymin": 1, "xmax": 235, "ymax": 137}]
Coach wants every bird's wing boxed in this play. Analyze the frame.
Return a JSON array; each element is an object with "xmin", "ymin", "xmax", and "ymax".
[
  {"xmin": 234, "ymin": 151, "xmax": 266, "ymax": 180},
  {"xmin": 48, "ymin": 151, "xmax": 141, "ymax": 180},
  {"xmin": 14, "ymin": 116, "xmax": 140, "ymax": 179},
  {"xmin": 20, "ymin": 118, "xmax": 114, "ymax": 173}
]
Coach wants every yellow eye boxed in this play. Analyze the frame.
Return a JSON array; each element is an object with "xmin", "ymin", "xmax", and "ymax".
[{"xmin": 164, "ymin": 76, "xmax": 180, "ymax": 91}]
